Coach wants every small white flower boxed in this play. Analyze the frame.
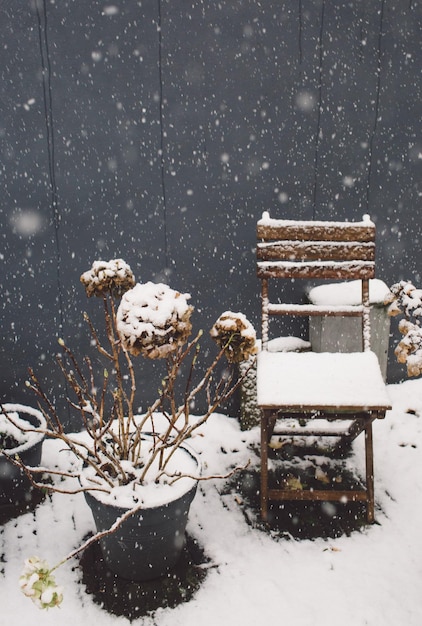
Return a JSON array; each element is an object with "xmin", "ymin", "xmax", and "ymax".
[{"xmin": 19, "ymin": 556, "xmax": 63, "ymax": 609}]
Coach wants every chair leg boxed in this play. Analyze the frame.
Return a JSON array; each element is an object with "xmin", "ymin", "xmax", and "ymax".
[
  {"xmin": 260, "ymin": 413, "xmax": 269, "ymax": 521},
  {"xmin": 365, "ymin": 421, "xmax": 375, "ymax": 523}
]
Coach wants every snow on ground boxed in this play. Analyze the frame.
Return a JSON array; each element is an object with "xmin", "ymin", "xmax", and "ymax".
[{"xmin": 1, "ymin": 378, "xmax": 422, "ymax": 625}]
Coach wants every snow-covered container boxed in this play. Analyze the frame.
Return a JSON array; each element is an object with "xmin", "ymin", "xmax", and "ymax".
[
  {"xmin": 239, "ymin": 337, "xmax": 311, "ymax": 430},
  {"xmin": 307, "ymin": 279, "xmax": 390, "ymax": 381}
]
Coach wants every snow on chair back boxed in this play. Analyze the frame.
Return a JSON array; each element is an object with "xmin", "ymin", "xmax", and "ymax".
[{"xmin": 256, "ymin": 211, "xmax": 375, "ymax": 351}]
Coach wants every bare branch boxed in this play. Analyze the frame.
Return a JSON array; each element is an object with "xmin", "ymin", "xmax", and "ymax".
[
  {"xmin": 161, "ymin": 459, "xmax": 251, "ymax": 485},
  {"xmin": 52, "ymin": 497, "xmax": 150, "ymax": 571}
]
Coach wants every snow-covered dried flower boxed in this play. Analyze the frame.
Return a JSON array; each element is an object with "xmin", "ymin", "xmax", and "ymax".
[
  {"xmin": 116, "ymin": 282, "xmax": 193, "ymax": 358},
  {"xmin": 19, "ymin": 556, "xmax": 63, "ymax": 609},
  {"xmin": 387, "ymin": 280, "xmax": 422, "ymax": 377},
  {"xmin": 80, "ymin": 259, "xmax": 135, "ymax": 297},
  {"xmin": 394, "ymin": 319, "xmax": 422, "ymax": 374},
  {"xmin": 210, "ymin": 311, "xmax": 258, "ymax": 363},
  {"xmin": 385, "ymin": 280, "xmax": 422, "ymax": 320},
  {"xmin": 406, "ymin": 353, "xmax": 422, "ymax": 377}
]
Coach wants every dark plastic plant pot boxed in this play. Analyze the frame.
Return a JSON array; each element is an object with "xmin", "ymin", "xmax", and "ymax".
[
  {"xmin": 83, "ymin": 446, "xmax": 200, "ymax": 582},
  {"xmin": 0, "ymin": 403, "xmax": 46, "ymax": 508}
]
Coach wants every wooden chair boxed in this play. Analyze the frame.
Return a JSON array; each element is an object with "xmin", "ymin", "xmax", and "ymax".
[{"xmin": 256, "ymin": 211, "xmax": 391, "ymax": 523}]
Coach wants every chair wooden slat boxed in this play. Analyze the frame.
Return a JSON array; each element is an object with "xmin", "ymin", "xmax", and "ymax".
[
  {"xmin": 257, "ymin": 220, "xmax": 375, "ymax": 242},
  {"xmin": 257, "ymin": 260, "xmax": 375, "ymax": 280},
  {"xmin": 257, "ymin": 241, "xmax": 375, "ymax": 262},
  {"xmin": 267, "ymin": 489, "xmax": 369, "ymax": 503},
  {"xmin": 267, "ymin": 303, "xmax": 364, "ymax": 317}
]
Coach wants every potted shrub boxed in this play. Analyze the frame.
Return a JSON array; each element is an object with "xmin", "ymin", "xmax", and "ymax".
[
  {"xmin": 9, "ymin": 259, "xmax": 257, "ymax": 608},
  {"xmin": 0, "ymin": 403, "xmax": 46, "ymax": 511}
]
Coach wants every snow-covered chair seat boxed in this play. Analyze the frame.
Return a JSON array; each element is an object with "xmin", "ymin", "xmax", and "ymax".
[{"xmin": 256, "ymin": 212, "xmax": 391, "ymax": 523}]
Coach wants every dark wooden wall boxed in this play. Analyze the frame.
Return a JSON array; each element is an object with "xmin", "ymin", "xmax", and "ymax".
[{"xmin": 1, "ymin": 1, "xmax": 421, "ymax": 422}]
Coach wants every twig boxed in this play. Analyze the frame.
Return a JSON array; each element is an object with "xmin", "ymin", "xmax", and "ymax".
[
  {"xmin": 51, "ymin": 498, "xmax": 151, "ymax": 571},
  {"xmin": 162, "ymin": 460, "xmax": 251, "ymax": 485}
]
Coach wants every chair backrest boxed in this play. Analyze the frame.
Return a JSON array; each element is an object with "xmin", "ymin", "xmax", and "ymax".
[{"xmin": 256, "ymin": 211, "xmax": 376, "ymax": 351}]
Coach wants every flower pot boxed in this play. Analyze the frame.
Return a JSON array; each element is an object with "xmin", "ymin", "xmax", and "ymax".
[
  {"xmin": 0, "ymin": 403, "xmax": 46, "ymax": 508},
  {"xmin": 83, "ymin": 443, "xmax": 200, "ymax": 582}
]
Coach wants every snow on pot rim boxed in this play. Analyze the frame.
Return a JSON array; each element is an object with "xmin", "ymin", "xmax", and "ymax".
[
  {"xmin": 79, "ymin": 436, "xmax": 201, "ymax": 510},
  {"xmin": 0, "ymin": 403, "xmax": 46, "ymax": 454}
]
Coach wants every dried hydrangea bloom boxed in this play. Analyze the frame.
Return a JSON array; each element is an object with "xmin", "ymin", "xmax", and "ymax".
[
  {"xmin": 80, "ymin": 259, "xmax": 135, "ymax": 297},
  {"xmin": 406, "ymin": 353, "xmax": 422, "ymax": 377},
  {"xmin": 210, "ymin": 311, "xmax": 258, "ymax": 363},
  {"xmin": 116, "ymin": 281, "xmax": 193, "ymax": 358},
  {"xmin": 395, "ymin": 319, "xmax": 422, "ymax": 365},
  {"xmin": 386, "ymin": 280, "xmax": 422, "ymax": 320},
  {"xmin": 387, "ymin": 282, "xmax": 422, "ymax": 377},
  {"xmin": 19, "ymin": 556, "xmax": 63, "ymax": 609}
]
